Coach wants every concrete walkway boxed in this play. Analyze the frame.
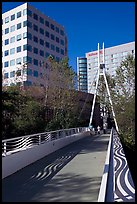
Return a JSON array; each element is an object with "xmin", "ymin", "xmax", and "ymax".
[{"xmin": 2, "ymin": 132, "xmax": 110, "ymax": 202}]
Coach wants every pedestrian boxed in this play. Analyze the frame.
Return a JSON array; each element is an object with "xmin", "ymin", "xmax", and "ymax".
[
  {"xmin": 97, "ymin": 125, "xmax": 100, "ymax": 134},
  {"xmin": 103, "ymin": 123, "xmax": 107, "ymax": 134}
]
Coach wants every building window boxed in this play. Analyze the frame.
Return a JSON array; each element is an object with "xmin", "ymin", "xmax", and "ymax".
[
  {"xmin": 33, "ymin": 13, "xmax": 38, "ymax": 20},
  {"xmin": 40, "ymin": 39, "xmax": 44, "ymax": 45},
  {"xmin": 4, "ymin": 73, "xmax": 9, "ymax": 78},
  {"xmin": 16, "ymin": 58, "xmax": 21, "ymax": 65},
  {"xmin": 56, "ymin": 27, "xmax": 59, "ymax": 33},
  {"xmin": 10, "ymin": 25, "xmax": 15, "ymax": 32},
  {"xmin": 60, "ymin": 29, "xmax": 64, "ymax": 36},
  {"xmin": 34, "ymin": 47, "xmax": 38, "ymax": 54},
  {"xmin": 51, "ymin": 34, "xmax": 55, "ymax": 40},
  {"xmin": 27, "ymin": 56, "xmax": 32, "ymax": 64},
  {"xmin": 17, "ymin": 11, "xmax": 21, "ymax": 18},
  {"xmin": 56, "ymin": 47, "xmax": 59, "ymax": 53},
  {"xmin": 51, "ymin": 24, "xmax": 54, "ymax": 30},
  {"xmin": 40, "ymin": 28, "xmax": 44, "ymax": 35},
  {"xmin": 45, "ymin": 31, "xmax": 49, "ymax": 37},
  {"xmin": 33, "ymin": 24, "xmax": 38, "ymax": 32},
  {"xmin": 5, "ymin": 28, "xmax": 9, "ymax": 34},
  {"xmin": 23, "ymin": 20, "xmax": 27, "ymax": 27},
  {"xmin": 40, "ymin": 50, "xmax": 44, "ymax": 56},
  {"xmin": 10, "ymin": 48, "xmax": 15, "ymax": 55},
  {"xmin": 56, "ymin": 37, "xmax": 59, "ymax": 43},
  {"xmin": 23, "ymin": 56, "xmax": 27, "ymax": 63},
  {"xmin": 61, "ymin": 49, "xmax": 64, "ymax": 55},
  {"xmin": 45, "ymin": 20, "xmax": 49, "ymax": 27},
  {"xmin": 33, "ymin": 36, "xmax": 38, "ymax": 43},
  {"xmin": 4, "ymin": 61, "xmax": 9, "ymax": 68},
  {"xmin": 23, "ymin": 32, "xmax": 27, "ymax": 39},
  {"xmin": 23, "ymin": 44, "xmax": 27, "ymax": 51},
  {"xmin": 4, "ymin": 50, "xmax": 9, "ymax": 56},
  {"xmin": 17, "ymin": 46, "xmax": 21, "ymax": 53},
  {"xmin": 10, "ymin": 71, "xmax": 15, "ymax": 78},
  {"xmin": 23, "ymin": 9, "xmax": 27, "ymax": 16},
  {"xmin": 28, "ymin": 32, "xmax": 32, "ymax": 40},
  {"xmin": 17, "ymin": 34, "xmax": 22, "ymax": 41},
  {"xmin": 5, "ymin": 17, "xmax": 9, "ymax": 24},
  {"xmin": 5, "ymin": 39, "xmax": 9, "ymax": 45},
  {"xmin": 28, "ymin": 21, "xmax": 32, "ymax": 28},
  {"xmin": 11, "ymin": 14, "xmax": 15, "ymax": 21},
  {"xmin": 10, "ymin": 59, "xmax": 15, "ymax": 66},
  {"xmin": 28, "ymin": 45, "xmax": 32, "ymax": 52},
  {"xmin": 27, "ymin": 9, "xmax": 32, "ymax": 17},
  {"xmin": 34, "ymin": 59, "xmax": 38, "ymax": 66},
  {"xmin": 60, "ymin": 39, "xmax": 64, "ymax": 45},
  {"xmin": 40, "ymin": 17, "xmax": 44, "ymax": 24},
  {"xmin": 46, "ymin": 42, "xmax": 50, "ymax": 48},
  {"xmin": 17, "ymin": 23, "xmax": 21, "ymax": 30},
  {"xmin": 27, "ymin": 69, "xmax": 32, "ymax": 76},
  {"xmin": 34, "ymin": 70, "xmax": 38, "ymax": 77},
  {"xmin": 51, "ymin": 44, "xmax": 55, "ymax": 51},
  {"xmin": 10, "ymin": 36, "xmax": 15, "ymax": 43},
  {"xmin": 45, "ymin": 52, "xmax": 49, "ymax": 58}
]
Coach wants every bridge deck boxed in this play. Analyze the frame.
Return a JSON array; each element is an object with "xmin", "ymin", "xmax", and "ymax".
[{"xmin": 2, "ymin": 132, "xmax": 110, "ymax": 202}]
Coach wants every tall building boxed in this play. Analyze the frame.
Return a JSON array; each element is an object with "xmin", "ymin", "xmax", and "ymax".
[
  {"xmin": 2, "ymin": 2, "xmax": 68, "ymax": 86},
  {"xmin": 77, "ymin": 42, "xmax": 135, "ymax": 94}
]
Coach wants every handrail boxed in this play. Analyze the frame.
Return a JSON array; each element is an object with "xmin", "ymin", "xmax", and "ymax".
[{"xmin": 2, "ymin": 127, "xmax": 88, "ymax": 156}]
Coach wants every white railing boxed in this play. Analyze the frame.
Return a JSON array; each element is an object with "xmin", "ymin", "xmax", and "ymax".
[{"xmin": 2, "ymin": 127, "xmax": 88, "ymax": 157}]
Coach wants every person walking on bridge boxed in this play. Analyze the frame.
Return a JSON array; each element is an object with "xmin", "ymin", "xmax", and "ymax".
[{"xmin": 97, "ymin": 125, "xmax": 100, "ymax": 134}]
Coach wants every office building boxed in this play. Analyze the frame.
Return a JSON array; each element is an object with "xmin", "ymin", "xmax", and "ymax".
[
  {"xmin": 77, "ymin": 42, "xmax": 135, "ymax": 94},
  {"xmin": 2, "ymin": 2, "xmax": 68, "ymax": 86}
]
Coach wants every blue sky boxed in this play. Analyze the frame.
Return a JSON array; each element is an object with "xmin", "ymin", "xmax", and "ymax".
[{"xmin": 2, "ymin": 2, "xmax": 135, "ymax": 73}]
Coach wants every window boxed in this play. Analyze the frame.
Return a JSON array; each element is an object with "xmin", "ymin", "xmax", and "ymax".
[
  {"xmin": 17, "ymin": 46, "xmax": 21, "ymax": 53},
  {"xmin": 10, "ymin": 48, "xmax": 15, "ymax": 55},
  {"xmin": 33, "ymin": 13, "xmax": 38, "ymax": 20},
  {"xmin": 45, "ymin": 31, "xmax": 49, "ymax": 37},
  {"xmin": 10, "ymin": 25, "xmax": 15, "ymax": 32},
  {"xmin": 4, "ymin": 61, "xmax": 9, "ymax": 67},
  {"xmin": 45, "ymin": 20, "xmax": 49, "ymax": 27},
  {"xmin": 34, "ymin": 70, "xmax": 38, "ymax": 77},
  {"xmin": 11, "ymin": 14, "xmax": 15, "ymax": 21},
  {"xmin": 5, "ymin": 17, "xmax": 9, "ymax": 23},
  {"xmin": 51, "ymin": 34, "xmax": 55, "ymax": 40},
  {"xmin": 27, "ymin": 9, "xmax": 32, "ymax": 17},
  {"xmin": 28, "ymin": 32, "xmax": 32, "ymax": 40},
  {"xmin": 23, "ymin": 9, "xmax": 27, "ymax": 16},
  {"xmin": 23, "ymin": 44, "xmax": 27, "ymax": 51},
  {"xmin": 17, "ymin": 11, "xmax": 21, "ymax": 18},
  {"xmin": 5, "ymin": 39, "xmax": 9, "ymax": 45},
  {"xmin": 33, "ymin": 36, "xmax": 38, "ymax": 43},
  {"xmin": 17, "ymin": 23, "xmax": 21, "ymax": 30},
  {"xmin": 23, "ymin": 32, "xmax": 27, "ymax": 39},
  {"xmin": 40, "ymin": 39, "xmax": 44, "ymax": 45},
  {"xmin": 5, "ymin": 28, "xmax": 9, "ymax": 34},
  {"xmin": 33, "ymin": 24, "xmax": 38, "ymax": 32},
  {"xmin": 23, "ymin": 56, "xmax": 27, "ymax": 63},
  {"xmin": 16, "ymin": 58, "xmax": 21, "ymax": 65},
  {"xmin": 28, "ymin": 45, "xmax": 32, "ymax": 52},
  {"xmin": 34, "ymin": 47, "xmax": 38, "ymax": 54},
  {"xmin": 40, "ymin": 50, "xmax": 44, "ymax": 56},
  {"xmin": 10, "ymin": 71, "xmax": 15, "ymax": 78},
  {"xmin": 61, "ymin": 49, "xmax": 64, "ymax": 55},
  {"xmin": 56, "ymin": 47, "xmax": 59, "ymax": 53},
  {"xmin": 23, "ymin": 20, "xmax": 27, "ymax": 27},
  {"xmin": 28, "ymin": 21, "xmax": 32, "ymax": 28},
  {"xmin": 17, "ymin": 34, "xmax": 21, "ymax": 41},
  {"xmin": 40, "ymin": 17, "xmax": 44, "ymax": 24},
  {"xmin": 27, "ymin": 69, "xmax": 32, "ymax": 76},
  {"xmin": 60, "ymin": 39, "xmax": 64, "ymax": 45},
  {"xmin": 10, "ymin": 59, "xmax": 15, "ymax": 66},
  {"xmin": 34, "ymin": 59, "xmax": 38, "ymax": 66},
  {"xmin": 51, "ymin": 24, "xmax": 54, "ymax": 30},
  {"xmin": 27, "ymin": 56, "xmax": 32, "ymax": 64},
  {"xmin": 56, "ymin": 37, "xmax": 59, "ymax": 43},
  {"xmin": 60, "ymin": 29, "xmax": 64, "ymax": 36},
  {"xmin": 10, "ymin": 36, "xmax": 15, "ymax": 43},
  {"xmin": 46, "ymin": 42, "xmax": 50, "ymax": 48},
  {"xmin": 40, "ymin": 28, "xmax": 44, "ymax": 35},
  {"xmin": 45, "ymin": 52, "xmax": 49, "ymax": 58},
  {"xmin": 56, "ymin": 27, "xmax": 59, "ymax": 33},
  {"xmin": 4, "ymin": 73, "xmax": 9, "ymax": 79},
  {"xmin": 4, "ymin": 50, "xmax": 9, "ymax": 56},
  {"xmin": 51, "ymin": 44, "xmax": 55, "ymax": 51}
]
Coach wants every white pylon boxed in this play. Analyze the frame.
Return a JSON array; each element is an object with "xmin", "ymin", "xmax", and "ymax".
[{"xmin": 89, "ymin": 43, "xmax": 119, "ymax": 133}]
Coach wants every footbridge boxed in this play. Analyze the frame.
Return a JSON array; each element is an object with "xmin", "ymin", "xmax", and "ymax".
[{"xmin": 2, "ymin": 127, "xmax": 135, "ymax": 202}]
